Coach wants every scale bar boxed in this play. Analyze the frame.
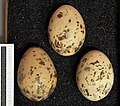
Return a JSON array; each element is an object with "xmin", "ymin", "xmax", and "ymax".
[
  {"xmin": 0, "ymin": 44, "xmax": 14, "ymax": 106},
  {"xmin": 1, "ymin": 47, "xmax": 6, "ymax": 106}
]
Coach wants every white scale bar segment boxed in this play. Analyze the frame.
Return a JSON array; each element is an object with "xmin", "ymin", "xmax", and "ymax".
[
  {"xmin": 6, "ymin": 44, "xmax": 14, "ymax": 106},
  {"xmin": 0, "ymin": 44, "xmax": 14, "ymax": 106}
]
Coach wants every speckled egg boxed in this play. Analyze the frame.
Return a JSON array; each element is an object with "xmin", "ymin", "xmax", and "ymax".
[
  {"xmin": 17, "ymin": 47, "xmax": 57, "ymax": 101},
  {"xmin": 48, "ymin": 5, "xmax": 86, "ymax": 56},
  {"xmin": 76, "ymin": 50, "xmax": 114, "ymax": 101}
]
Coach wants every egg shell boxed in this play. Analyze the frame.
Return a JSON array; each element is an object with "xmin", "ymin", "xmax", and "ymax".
[
  {"xmin": 17, "ymin": 47, "xmax": 57, "ymax": 101},
  {"xmin": 48, "ymin": 5, "xmax": 86, "ymax": 56},
  {"xmin": 76, "ymin": 50, "xmax": 114, "ymax": 101}
]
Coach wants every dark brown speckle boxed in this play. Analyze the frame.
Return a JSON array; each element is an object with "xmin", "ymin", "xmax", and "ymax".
[
  {"xmin": 98, "ymin": 67, "xmax": 104, "ymax": 70},
  {"xmin": 74, "ymin": 47, "xmax": 79, "ymax": 52},
  {"xmin": 67, "ymin": 29, "xmax": 70, "ymax": 32},
  {"xmin": 50, "ymin": 74, "xmax": 52, "ymax": 79},
  {"xmin": 90, "ymin": 60, "xmax": 99, "ymax": 65},
  {"xmin": 38, "ymin": 96, "xmax": 42, "ymax": 99},
  {"xmin": 48, "ymin": 84, "xmax": 54, "ymax": 96},
  {"xmin": 51, "ymin": 20, "xmax": 53, "ymax": 23},
  {"xmin": 76, "ymin": 76, "xmax": 79, "ymax": 81},
  {"xmin": 66, "ymin": 45, "xmax": 71, "ymax": 48},
  {"xmin": 96, "ymin": 76, "xmax": 100, "ymax": 81},
  {"xmin": 81, "ymin": 30, "xmax": 84, "ymax": 34},
  {"xmin": 30, "ymin": 69, "xmax": 34, "ymax": 75},
  {"xmin": 39, "ymin": 60, "xmax": 45, "ymax": 65},
  {"xmin": 82, "ymin": 84, "xmax": 84, "ymax": 87},
  {"xmin": 49, "ymin": 29, "xmax": 52, "ymax": 32},
  {"xmin": 78, "ymin": 41, "xmax": 82, "ymax": 47},
  {"xmin": 82, "ymin": 58, "xmax": 87, "ymax": 63},
  {"xmin": 85, "ymin": 76, "xmax": 89, "ymax": 85},
  {"xmin": 65, "ymin": 9, "xmax": 68, "ymax": 13},
  {"xmin": 72, "ymin": 43, "xmax": 74, "ymax": 46},
  {"xmin": 63, "ymin": 30, "xmax": 67, "ymax": 33},
  {"xmin": 69, "ymin": 19, "xmax": 71, "ymax": 22},
  {"xmin": 108, "ymin": 63, "xmax": 112, "ymax": 69},
  {"xmin": 104, "ymin": 88, "xmax": 110, "ymax": 95},
  {"xmin": 18, "ymin": 73, "xmax": 26, "ymax": 83},
  {"xmin": 100, "ymin": 70, "xmax": 104, "ymax": 80},
  {"xmin": 37, "ymin": 86, "xmax": 41, "ymax": 94},
  {"xmin": 22, "ymin": 88, "xmax": 30, "ymax": 94},
  {"xmin": 57, "ymin": 12, "xmax": 63, "ymax": 18},
  {"xmin": 84, "ymin": 67, "xmax": 91, "ymax": 71},
  {"xmin": 91, "ymin": 79, "xmax": 94, "ymax": 82},
  {"xmin": 93, "ymin": 72, "xmax": 96, "ymax": 77},
  {"xmin": 76, "ymin": 28, "xmax": 79, "ymax": 30},
  {"xmin": 36, "ymin": 74, "xmax": 39, "ymax": 76},
  {"xmin": 80, "ymin": 24, "xmax": 82, "ymax": 29},
  {"xmin": 96, "ymin": 64, "xmax": 101, "ymax": 67},
  {"xmin": 107, "ymin": 75, "xmax": 109, "ymax": 79},
  {"xmin": 47, "ymin": 67, "xmax": 50, "ymax": 70},
  {"xmin": 77, "ymin": 21, "xmax": 79, "ymax": 26},
  {"xmin": 55, "ymin": 39, "xmax": 63, "ymax": 48},
  {"xmin": 33, "ymin": 54, "xmax": 36, "ymax": 57},
  {"xmin": 85, "ymin": 89, "xmax": 89, "ymax": 96},
  {"xmin": 58, "ymin": 35, "xmax": 66, "ymax": 41},
  {"xmin": 56, "ymin": 49, "xmax": 60, "ymax": 53},
  {"xmin": 53, "ymin": 74, "xmax": 57, "ymax": 78}
]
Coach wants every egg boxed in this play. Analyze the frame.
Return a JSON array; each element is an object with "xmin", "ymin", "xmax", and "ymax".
[
  {"xmin": 48, "ymin": 5, "xmax": 86, "ymax": 56},
  {"xmin": 76, "ymin": 50, "xmax": 114, "ymax": 101},
  {"xmin": 17, "ymin": 47, "xmax": 57, "ymax": 101}
]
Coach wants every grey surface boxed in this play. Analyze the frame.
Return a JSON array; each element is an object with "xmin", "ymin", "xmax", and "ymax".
[
  {"xmin": 8, "ymin": 0, "xmax": 119, "ymax": 106},
  {"xmin": 0, "ymin": 0, "xmax": 5, "ymax": 43}
]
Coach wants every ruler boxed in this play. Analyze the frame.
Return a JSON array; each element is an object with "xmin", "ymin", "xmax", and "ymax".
[
  {"xmin": 0, "ymin": 44, "xmax": 14, "ymax": 106},
  {"xmin": 0, "ymin": 0, "xmax": 14, "ymax": 105}
]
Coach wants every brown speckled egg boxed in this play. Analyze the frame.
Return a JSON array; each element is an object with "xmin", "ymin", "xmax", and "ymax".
[
  {"xmin": 48, "ymin": 5, "xmax": 86, "ymax": 56},
  {"xmin": 76, "ymin": 50, "xmax": 114, "ymax": 101},
  {"xmin": 17, "ymin": 47, "xmax": 57, "ymax": 101}
]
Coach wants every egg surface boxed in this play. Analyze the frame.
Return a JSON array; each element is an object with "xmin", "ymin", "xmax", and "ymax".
[
  {"xmin": 48, "ymin": 5, "xmax": 85, "ymax": 56},
  {"xmin": 17, "ymin": 47, "xmax": 57, "ymax": 101},
  {"xmin": 76, "ymin": 50, "xmax": 114, "ymax": 101}
]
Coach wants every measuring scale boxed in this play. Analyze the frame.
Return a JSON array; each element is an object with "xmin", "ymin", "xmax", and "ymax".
[
  {"xmin": 0, "ymin": 0, "xmax": 14, "ymax": 106},
  {"xmin": 0, "ymin": 44, "xmax": 14, "ymax": 106}
]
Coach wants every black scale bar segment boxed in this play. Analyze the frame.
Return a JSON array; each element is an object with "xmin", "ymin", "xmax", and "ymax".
[{"xmin": 1, "ymin": 46, "xmax": 6, "ymax": 106}]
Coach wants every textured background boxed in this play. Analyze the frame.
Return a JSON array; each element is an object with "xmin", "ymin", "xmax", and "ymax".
[{"xmin": 8, "ymin": 0, "xmax": 119, "ymax": 106}]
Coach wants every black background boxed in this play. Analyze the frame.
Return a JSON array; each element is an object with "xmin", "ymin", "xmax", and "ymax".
[{"xmin": 8, "ymin": 0, "xmax": 119, "ymax": 106}]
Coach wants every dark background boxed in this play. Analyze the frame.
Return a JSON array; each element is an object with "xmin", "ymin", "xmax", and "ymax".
[{"xmin": 8, "ymin": 0, "xmax": 119, "ymax": 106}]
